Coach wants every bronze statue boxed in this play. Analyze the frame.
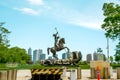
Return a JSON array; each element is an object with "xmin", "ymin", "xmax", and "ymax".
[{"xmin": 47, "ymin": 28, "xmax": 69, "ymax": 59}]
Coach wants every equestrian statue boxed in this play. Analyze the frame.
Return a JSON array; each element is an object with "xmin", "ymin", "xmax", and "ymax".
[{"xmin": 47, "ymin": 28, "xmax": 70, "ymax": 59}]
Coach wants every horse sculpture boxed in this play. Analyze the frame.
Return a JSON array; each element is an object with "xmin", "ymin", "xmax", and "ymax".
[{"xmin": 47, "ymin": 30, "xmax": 69, "ymax": 59}]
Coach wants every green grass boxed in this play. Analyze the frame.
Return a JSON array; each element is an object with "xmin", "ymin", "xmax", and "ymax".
[
  {"xmin": 79, "ymin": 65, "xmax": 90, "ymax": 69},
  {"xmin": 0, "ymin": 63, "xmax": 90, "ymax": 70}
]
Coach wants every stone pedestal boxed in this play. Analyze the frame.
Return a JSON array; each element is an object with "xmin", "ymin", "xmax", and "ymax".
[{"xmin": 90, "ymin": 60, "xmax": 110, "ymax": 79}]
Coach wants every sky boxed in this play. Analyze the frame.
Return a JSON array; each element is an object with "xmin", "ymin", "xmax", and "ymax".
[{"xmin": 0, "ymin": 0, "xmax": 119, "ymax": 60}]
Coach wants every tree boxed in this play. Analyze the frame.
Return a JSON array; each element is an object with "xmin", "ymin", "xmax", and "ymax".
[
  {"xmin": 97, "ymin": 48, "xmax": 103, "ymax": 53},
  {"xmin": 103, "ymin": 54, "xmax": 107, "ymax": 61},
  {"xmin": 0, "ymin": 44, "xmax": 8, "ymax": 63},
  {"xmin": 0, "ymin": 22, "xmax": 11, "ymax": 47},
  {"xmin": 102, "ymin": 3, "xmax": 120, "ymax": 40},
  {"xmin": 8, "ymin": 47, "xmax": 30, "ymax": 63},
  {"xmin": 102, "ymin": 3, "xmax": 120, "ymax": 63},
  {"xmin": 110, "ymin": 56, "xmax": 113, "ymax": 64},
  {"xmin": 0, "ymin": 22, "xmax": 30, "ymax": 63},
  {"xmin": 114, "ymin": 42, "xmax": 120, "ymax": 63}
]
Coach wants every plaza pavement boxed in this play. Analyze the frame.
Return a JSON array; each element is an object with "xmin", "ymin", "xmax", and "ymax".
[{"xmin": 16, "ymin": 69, "xmax": 118, "ymax": 80}]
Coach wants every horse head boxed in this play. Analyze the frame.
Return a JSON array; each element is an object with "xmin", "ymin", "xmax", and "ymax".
[{"xmin": 59, "ymin": 38, "xmax": 65, "ymax": 44}]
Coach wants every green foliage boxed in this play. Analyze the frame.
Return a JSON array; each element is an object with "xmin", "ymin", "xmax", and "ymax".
[
  {"xmin": 102, "ymin": 3, "xmax": 120, "ymax": 63},
  {"xmin": 102, "ymin": 3, "xmax": 120, "ymax": 40},
  {"xmin": 110, "ymin": 56, "xmax": 114, "ymax": 63},
  {"xmin": 111, "ymin": 63, "xmax": 120, "ymax": 69},
  {"xmin": 103, "ymin": 54, "xmax": 107, "ymax": 61},
  {"xmin": 0, "ymin": 22, "xmax": 30, "ymax": 64},
  {"xmin": 0, "ymin": 46, "xmax": 30, "ymax": 63},
  {"xmin": 0, "ymin": 22, "xmax": 11, "ymax": 47},
  {"xmin": 79, "ymin": 65, "xmax": 90, "ymax": 69},
  {"xmin": 7, "ymin": 47, "xmax": 30, "ymax": 63},
  {"xmin": 78, "ymin": 61, "xmax": 87, "ymax": 65},
  {"xmin": 0, "ymin": 44, "xmax": 9, "ymax": 63},
  {"xmin": 97, "ymin": 48, "xmax": 103, "ymax": 53},
  {"xmin": 114, "ymin": 42, "xmax": 120, "ymax": 63}
]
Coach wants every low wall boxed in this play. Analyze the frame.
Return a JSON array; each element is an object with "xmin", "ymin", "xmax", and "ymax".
[
  {"xmin": 90, "ymin": 60, "xmax": 110, "ymax": 79},
  {"xmin": 0, "ymin": 69, "xmax": 17, "ymax": 80}
]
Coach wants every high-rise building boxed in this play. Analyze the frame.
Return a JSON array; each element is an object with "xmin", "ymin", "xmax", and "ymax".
[
  {"xmin": 33, "ymin": 49, "xmax": 46, "ymax": 63},
  {"xmin": 38, "ymin": 49, "xmax": 43, "ymax": 54},
  {"xmin": 97, "ymin": 53, "xmax": 104, "ymax": 61},
  {"xmin": 33, "ymin": 49, "xmax": 40, "ymax": 63},
  {"xmin": 93, "ymin": 51, "xmax": 104, "ymax": 61},
  {"xmin": 38, "ymin": 49, "xmax": 43, "ymax": 60},
  {"xmin": 86, "ymin": 54, "xmax": 92, "ymax": 62},
  {"xmin": 93, "ymin": 51, "xmax": 98, "ymax": 61},
  {"xmin": 62, "ymin": 53, "xmax": 67, "ymax": 59},
  {"xmin": 28, "ymin": 48, "xmax": 32, "ymax": 60},
  {"xmin": 40, "ymin": 53, "xmax": 46, "ymax": 61}
]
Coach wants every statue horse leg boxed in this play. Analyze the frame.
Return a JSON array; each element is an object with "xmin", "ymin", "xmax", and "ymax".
[
  {"xmin": 64, "ymin": 47, "xmax": 70, "ymax": 53},
  {"xmin": 47, "ymin": 47, "xmax": 50, "ymax": 55},
  {"xmin": 53, "ymin": 55, "xmax": 58, "ymax": 60}
]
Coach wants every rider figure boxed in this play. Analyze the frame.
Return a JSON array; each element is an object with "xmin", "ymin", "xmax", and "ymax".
[{"xmin": 53, "ymin": 31, "xmax": 59, "ymax": 49}]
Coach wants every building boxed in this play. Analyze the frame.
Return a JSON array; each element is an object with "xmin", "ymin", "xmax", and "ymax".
[
  {"xmin": 39, "ymin": 53, "xmax": 46, "ymax": 61},
  {"xmin": 38, "ymin": 49, "xmax": 43, "ymax": 55},
  {"xmin": 28, "ymin": 48, "xmax": 32, "ymax": 60},
  {"xmin": 86, "ymin": 54, "xmax": 92, "ymax": 62},
  {"xmin": 97, "ymin": 53, "xmax": 104, "ymax": 61},
  {"xmin": 93, "ymin": 51, "xmax": 98, "ymax": 61},
  {"xmin": 62, "ymin": 53, "xmax": 67, "ymax": 59},
  {"xmin": 33, "ymin": 49, "xmax": 40, "ymax": 63},
  {"xmin": 93, "ymin": 51, "xmax": 104, "ymax": 61}
]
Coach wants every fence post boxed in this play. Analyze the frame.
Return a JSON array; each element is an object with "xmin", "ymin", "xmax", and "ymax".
[
  {"xmin": 0, "ymin": 71, "xmax": 7, "ymax": 80},
  {"xmin": 12, "ymin": 69, "xmax": 17, "ymax": 80},
  {"xmin": 77, "ymin": 67, "xmax": 81, "ymax": 79},
  {"xmin": 117, "ymin": 68, "xmax": 120, "ymax": 79},
  {"xmin": 91, "ymin": 67, "xmax": 95, "ymax": 79},
  {"xmin": 104, "ymin": 67, "xmax": 110, "ymax": 79},
  {"xmin": 7, "ymin": 70, "xmax": 12, "ymax": 80}
]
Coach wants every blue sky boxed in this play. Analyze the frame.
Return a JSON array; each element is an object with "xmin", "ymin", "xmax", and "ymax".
[{"xmin": 0, "ymin": 0, "xmax": 119, "ymax": 60}]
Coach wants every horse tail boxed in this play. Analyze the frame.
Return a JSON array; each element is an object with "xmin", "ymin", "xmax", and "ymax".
[{"xmin": 47, "ymin": 48, "xmax": 50, "ymax": 55}]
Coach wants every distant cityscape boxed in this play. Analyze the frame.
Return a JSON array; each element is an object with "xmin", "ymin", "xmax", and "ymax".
[
  {"xmin": 27, "ymin": 47, "xmax": 106, "ymax": 63},
  {"xmin": 27, "ymin": 48, "xmax": 69, "ymax": 63},
  {"xmin": 86, "ymin": 51, "xmax": 105, "ymax": 63}
]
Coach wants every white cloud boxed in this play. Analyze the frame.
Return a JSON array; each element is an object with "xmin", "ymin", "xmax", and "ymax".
[
  {"xmin": 68, "ymin": 17, "xmax": 103, "ymax": 30},
  {"xmin": 14, "ymin": 7, "xmax": 39, "ymax": 15},
  {"xmin": 28, "ymin": 0, "xmax": 44, "ymax": 6},
  {"xmin": 52, "ymin": 6, "xmax": 103, "ymax": 30}
]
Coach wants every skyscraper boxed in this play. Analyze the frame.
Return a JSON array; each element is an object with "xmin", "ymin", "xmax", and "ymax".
[
  {"xmin": 40, "ymin": 53, "xmax": 46, "ymax": 61},
  {"xmin": 38, "ymin": 49, "xmax": 43, "ymax": 60},
  {"xmin": 28, "ymin": 48, "xmax": 32, "ymax": 60},
  {"xmin": 62, "ymin": 53, "xmax": 67, "ymax": 59},
  {"xmin": 86, "ymin": 54, "xmax": 92, "ymax": 62},
  {"xmin": 93, "ymin": 51, "xmax": 97, "ymax": 61},
  {"xmin": 33, "ymin": 49, "xmax": 39, "ymax": 63},
  {"xmin": 97, "ymin": 53, "xmax": 104, "ymax": 61}
]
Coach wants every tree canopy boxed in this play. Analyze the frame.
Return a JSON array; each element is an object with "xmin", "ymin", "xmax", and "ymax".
[
  {"xmin": 102, "ymin": 3, "xmax": 120, "ymax": 40},
  {"xmin": 0, "ymin": 22, "xmax": 30, "ymax": 63},
  {"xmin": 102, "ymin": 3, "xmax": 120, "ymax": 63},
  {"xmin": 0, "ymin": 22, "xmax": 11, "ymax": 46}
]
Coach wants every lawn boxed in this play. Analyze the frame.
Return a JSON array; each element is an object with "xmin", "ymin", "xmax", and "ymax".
[{"xmin": 0, "ymin": 63, "xmax": 90, "ymax": 70}]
